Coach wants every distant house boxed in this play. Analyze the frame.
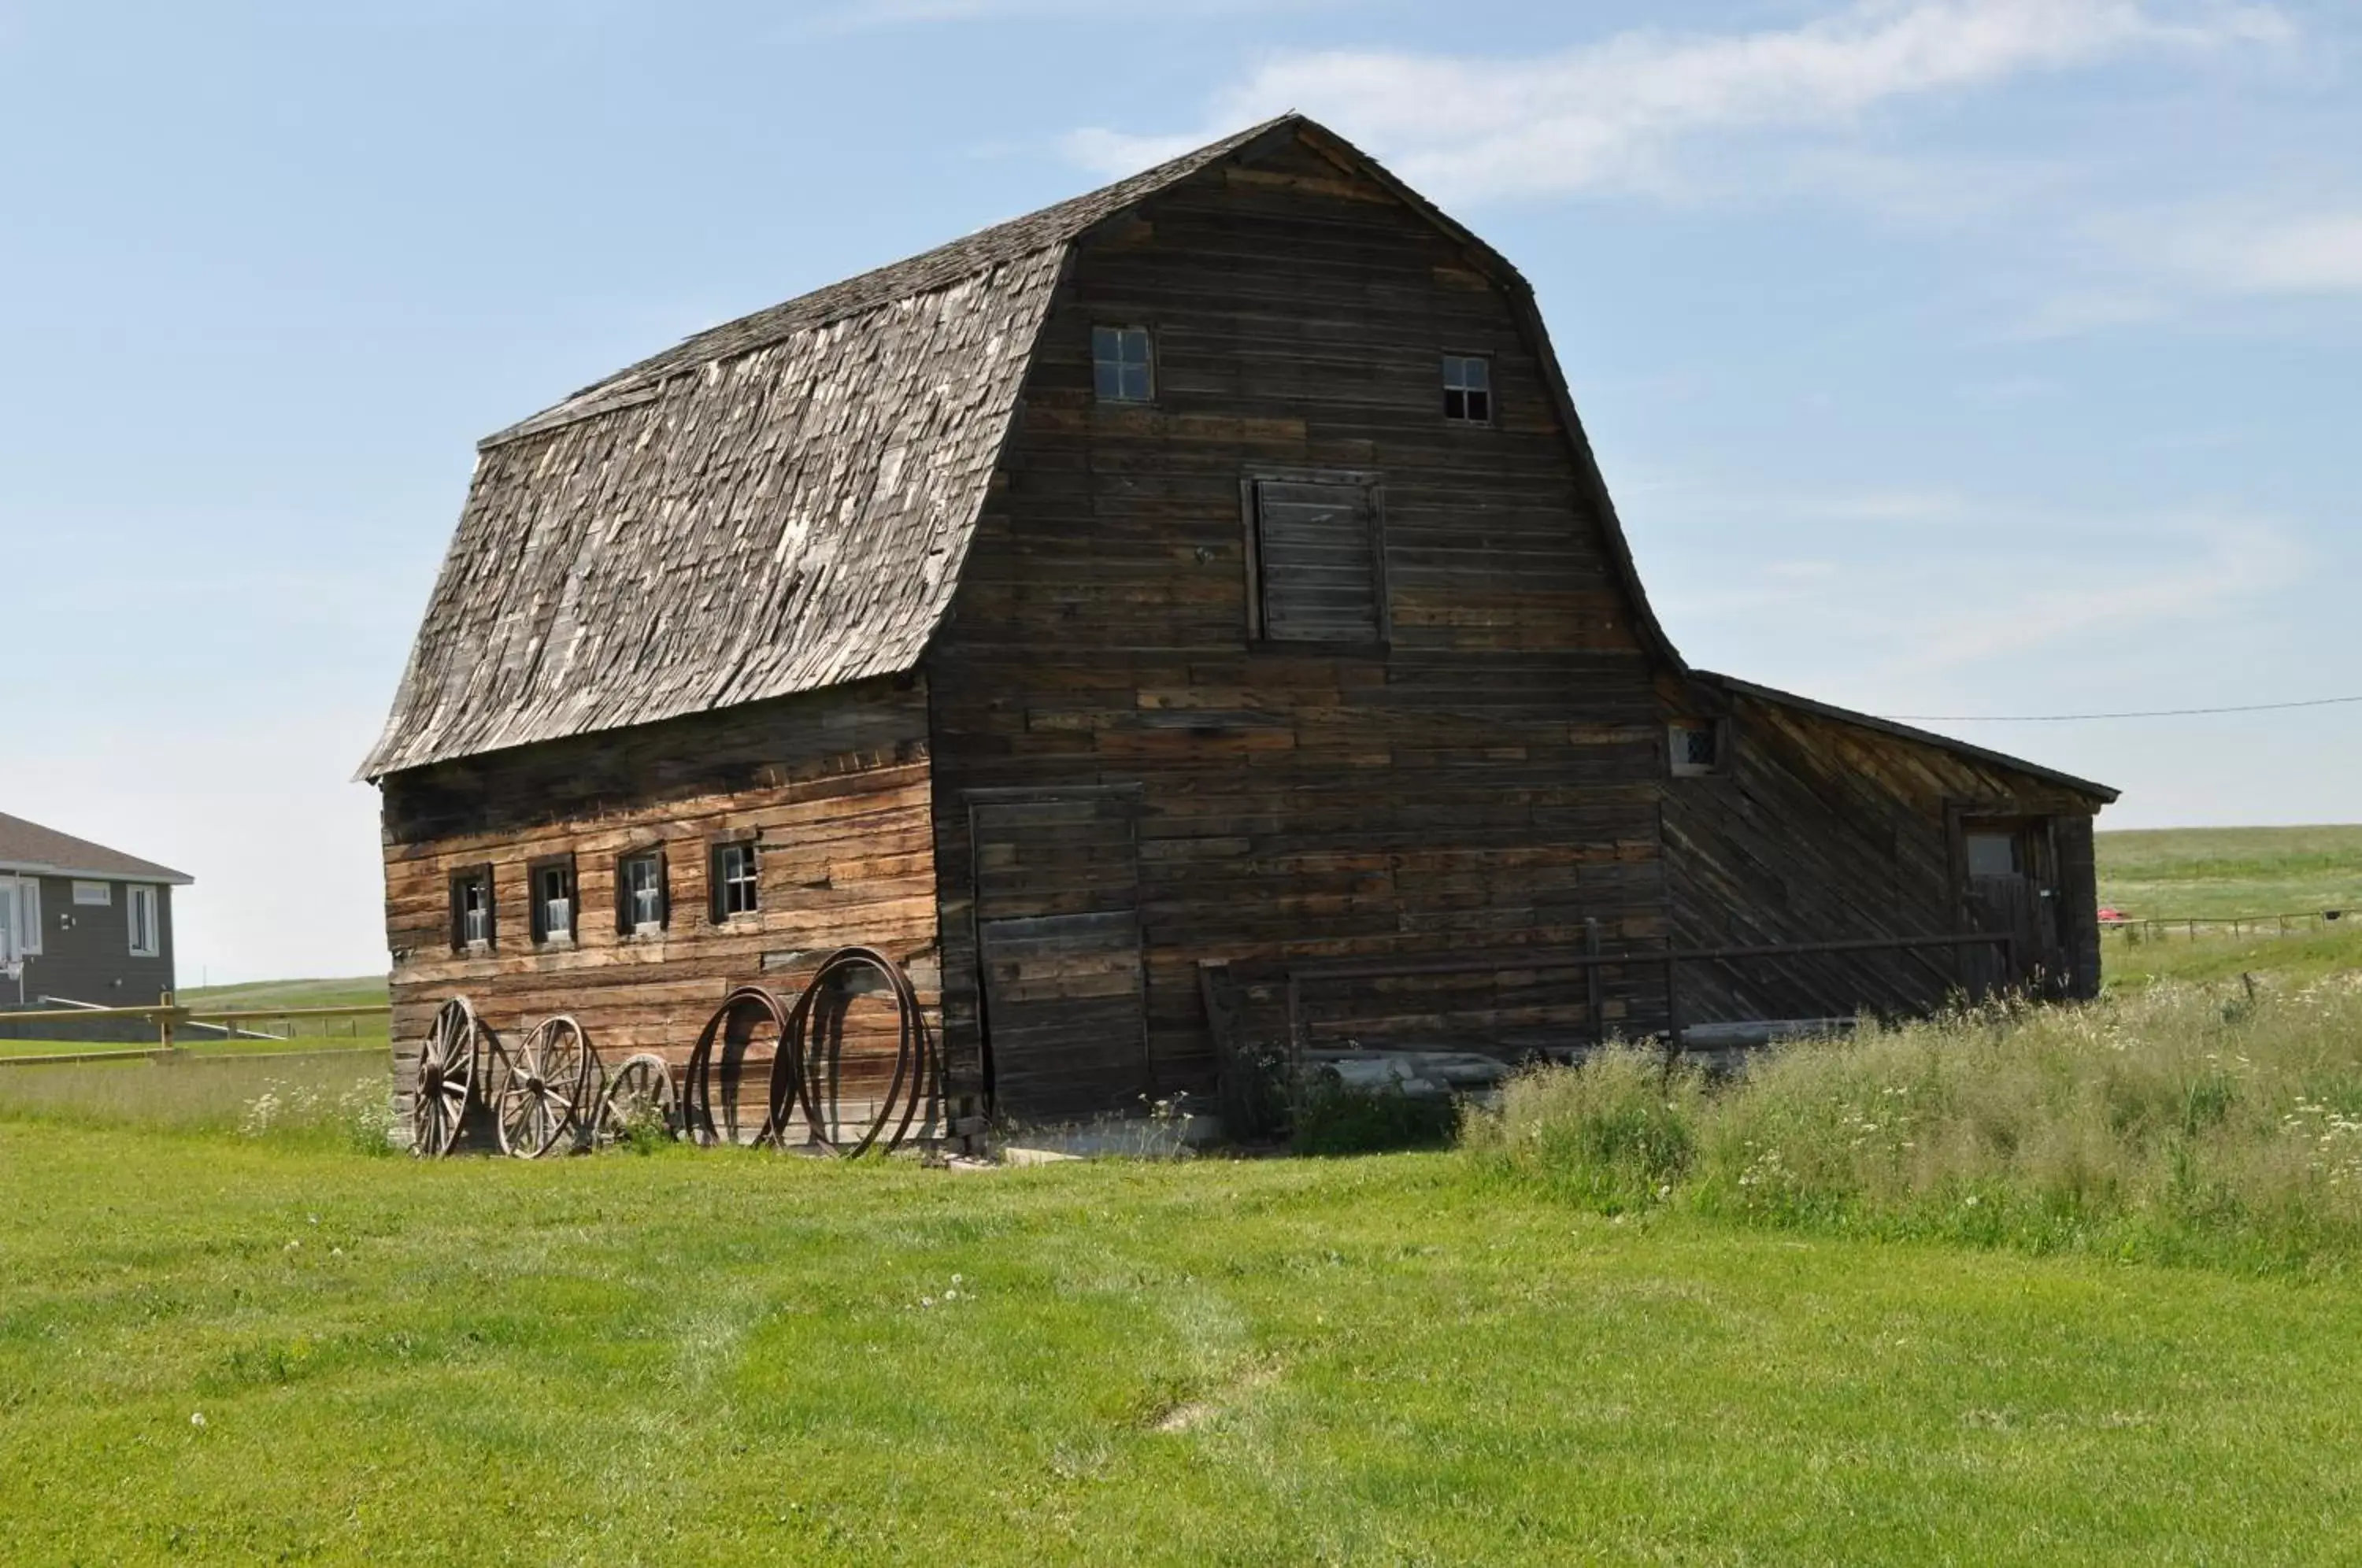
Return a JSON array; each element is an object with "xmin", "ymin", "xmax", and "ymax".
[
  {"xmin": 363, "ymin": 115, "xmax": 2115, "ymax": 1132},
  {"xmin": 0, "ymin": 811, "xmax": 189, "ymax": 1018}
]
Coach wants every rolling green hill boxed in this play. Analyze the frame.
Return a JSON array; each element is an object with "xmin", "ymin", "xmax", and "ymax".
[{"xmin": 2096, "ymin": 823, "xmax": 2362, "ymax": 919}]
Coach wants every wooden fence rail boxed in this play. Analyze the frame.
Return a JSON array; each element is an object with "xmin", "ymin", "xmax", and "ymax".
[
  {"xmin": 0, "ymin": 994, "xmax": 391, "ymax": 1067},
  {"xmin": 2100, "ymin": 911, "xmax": 2350, "ymax": 942}
]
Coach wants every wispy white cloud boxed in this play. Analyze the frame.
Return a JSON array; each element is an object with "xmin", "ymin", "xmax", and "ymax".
[
  {"xmin": 1064, "ymin": 0, "xmax": 2292, "ymax": 200},
  {"xmin": 1649, "ymin": 497, "xmax": 2305, "ymax": 692},
  {"xmin": 2157, "ymin": 209, "xmax": 2362, "ymax": 294},
  {"xmin": 1886, "ymin": 516, "xmax": 2301, "ymax": 673},
  {"xmin": 808, "ymin": 0, "xmax": 1341, "ymax": 34}
]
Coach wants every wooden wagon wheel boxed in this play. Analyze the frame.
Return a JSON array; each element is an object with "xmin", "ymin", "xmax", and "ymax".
[
  {"xmin": 489, "ymin": 1015, "xmax": 594, "ymax": 1159},
  {"xmin": 410, "ymin": 997, "xmax": 483, "ymax": 1158},
  {"xmin": 597, "ymin": 1052, "xmax": 680, "ymax": 1145}
]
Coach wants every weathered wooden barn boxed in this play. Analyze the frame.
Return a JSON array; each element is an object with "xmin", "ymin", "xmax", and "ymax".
[{"xmin": 361, "ymin": 114, "xmax": 2115, "ymax": 1133}]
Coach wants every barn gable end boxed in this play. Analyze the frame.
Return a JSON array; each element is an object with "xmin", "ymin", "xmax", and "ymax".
[{"xmin": 923, "ymin": 128, "xmax": 1690, "ymax": 1105}]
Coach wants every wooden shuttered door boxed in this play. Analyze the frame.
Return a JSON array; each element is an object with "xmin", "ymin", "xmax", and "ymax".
[
  {"xmin": 970, "ymin": 789, "xmax": 1151, "ymax": 1121},
  {"xmin": 1249, "ymin": 476, "xmax": 1385, "ymax": 643}
]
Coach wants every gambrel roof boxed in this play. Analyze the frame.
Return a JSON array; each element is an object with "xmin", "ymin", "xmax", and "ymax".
[{"xmin": 358, "ymin": 115, "xmax": 1678, "ymax": 778}]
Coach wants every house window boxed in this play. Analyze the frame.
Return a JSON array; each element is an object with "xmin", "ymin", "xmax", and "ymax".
[
  {"xmin": 0, "ymin": 877, "xmax": 31, "ymax": 963},
  {"xmin": 1092, "ymin": 325, "xmax": 1153, "ymax": 403},
  {"xmin": 127, "ymin": 885, "xmax": 161, "ymax": 958},
  {"xmin": 9, "ymin": 878, "xmax": 42, "ymax": 958},
  {"xmin": 1246, "ymin": 475, "xmax": 1386, "ymax": 644},
  {"xmin": 72, "ymin": 880, "xmax": 111, "ymax": 906},
  {"xmin": 531, "ymin": 858, "xmax": 576, "ymax": 945},
  {"xmin": 450, "ymin": 866, "xmax": 494, "ymax": 950},
  {"xmin": 618, "ymin": 850, "xmax": 668, "ymax": 935},
  {"xmin": 1668, "ymin": 720, "xmax": 1723, "ymax": 777},
  {"xmin": 1443, "ymin": 355, "xmax": 1492, "ymax": 423},
  {"xmin": 711, "ymin": 840, "xmax": 760, "ymax": 921}
]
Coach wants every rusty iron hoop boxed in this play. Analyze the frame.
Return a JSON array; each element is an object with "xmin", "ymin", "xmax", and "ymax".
[
  {"xmin": 767, "ymin": 946, "xmax": 935, "ymax": 1159},
  {"xmin": 488, "ymin": 1015, "xmax": 594, "ymax": 1159},
  {"xmin": 410, "ymin": 997, "xmax": 486, "ymax": 1159},
  {"xmin": 681, "ymin": 986, "xmax": 792, "ymax": 1147}
]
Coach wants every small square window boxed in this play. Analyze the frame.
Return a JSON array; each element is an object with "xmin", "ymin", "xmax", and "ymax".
[
  {"xmin": 1093, "ymin": 325, "xmax": 1153, "ymax": 403},
  {"xmin": 1965, "ymin": 831, "xmax": 2022, "ymax": 879},
  {"xmin": 1443, "ymin": 355, "xmax": 1492, "ymax": 423},
  {"xmin": 711, "ymin": 840, "xmax": 760, "ymax": 921},
  {"xmin": 450, "ymin": 866, "xmax": 494, "ymax": 950},
  {"xmin": 1668, "ymin": 720, "xmax": 1722, "ymax": 777},
  {"xmin": 531, "ymin": 858, "xmax": 576, "ymax": 945},
  {"xmin": 618, "ymin": 850, "xmax": 668, "ymax": 935}
]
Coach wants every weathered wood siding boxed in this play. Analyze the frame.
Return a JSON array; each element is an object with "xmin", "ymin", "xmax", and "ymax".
[
  {"xmin": 1660, "ymin": 686, "xmax": 2105, "ymax": 1020},
  {"xmin": 926, "ymin": 135, "xmax": 1671, "ymax": 1100},
  {"xmin": 379, "ymin": 678, "xmax": 942, "ymax": 1125}
]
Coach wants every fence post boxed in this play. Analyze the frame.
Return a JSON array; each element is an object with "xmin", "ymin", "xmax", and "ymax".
[{"xmin": 157, "ymin": 992, "xmax": 175, "ymax": 1056}]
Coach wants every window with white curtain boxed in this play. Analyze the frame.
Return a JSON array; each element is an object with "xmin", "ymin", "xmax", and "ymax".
[
  {"xmin": 127, "ymin": 884, "xmax": 160, "ymax": 957},
  {"xmin": 13, "ymin": 878, "xmax": 42, "ymax": 957}
]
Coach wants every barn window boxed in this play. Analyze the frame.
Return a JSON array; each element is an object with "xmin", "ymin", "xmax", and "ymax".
[
  {"xmin": 710, "ymin": 840, "xmax": 760, "ymax": 921},
  {"xmin": 531, "ymin": 857, "xmax": 576, "ymax": 945},
  {"xmin": 1668, "ymin": 720, "xmax": 1723, "ymax": 777},
  {"xmin": 449, "ymin": 866, "xmax": 494, "ymax": 951},
  {"xmin": 1246, "ymin": 475, "xmax": 1386, "ymax": 645},
  {"xmin": 618, "ymin": 849, "xmax": 668, "ymax": 936},
  {"xmin": 1443, "ymin": 354, "xmax": 1492, "ymax": 423},
  {"xmin": 1965, "ymin": 830, "xmax": 2022, "ymax": 878},
  {"xmin": 127, "ymin": 885, "xmax": 161, "ymax": 957},
  {"xmin": 1092, "ymin": 325, "xmax": 1153, "ymax": 403}
]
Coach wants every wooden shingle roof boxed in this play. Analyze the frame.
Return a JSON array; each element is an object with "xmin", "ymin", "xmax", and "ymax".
[{"xmin": 357, "ymin": 120, "xmax": 1287, "ymax": 778}]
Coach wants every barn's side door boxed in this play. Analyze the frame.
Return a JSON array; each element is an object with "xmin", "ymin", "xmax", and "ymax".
[
  {"xmin": 1960, "ymin": 816, "xmax": 2067, "ymax": 997},
  {"xmin": 968, "ymin": 787, "xmax": 1152, "ymax": 1122}
]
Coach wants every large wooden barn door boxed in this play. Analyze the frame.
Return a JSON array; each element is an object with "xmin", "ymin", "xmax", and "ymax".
[
  {"xmin": 968, "ymin": 787, "xmax": 1152, "ymax": 1122},
  {"xmin": 1961, "ymin": 816, "xmax": 2068, "ymax": 998}
]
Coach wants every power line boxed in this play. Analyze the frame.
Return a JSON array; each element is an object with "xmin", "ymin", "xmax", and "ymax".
[{"xmin": 1885, "ymin": 694, "xmax": 2362, "ymax": 723}]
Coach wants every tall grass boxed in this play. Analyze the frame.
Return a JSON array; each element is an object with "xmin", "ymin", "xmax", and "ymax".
[
  {"xmin": 1465, "ymin": 975, "xmax": 2362, "ymax": 1270},
  {"xmin": 0, "ymin": 1055, "xmax": 391, "ymax": 1152}
]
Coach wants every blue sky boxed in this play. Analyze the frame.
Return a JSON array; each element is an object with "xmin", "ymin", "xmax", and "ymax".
[{"xmin": 2, "ymin": 0, "xmax": 2356, "ymax": 983}]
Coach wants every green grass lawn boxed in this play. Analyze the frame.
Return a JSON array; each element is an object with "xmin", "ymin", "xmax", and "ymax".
[
  {"xmin": 6, "ymin": 1126, "xmax": 2362, "ymax": 1566},
  {"xmin": 2097, "ymin": 823, "xmax": 2362, "ymax": 919},
  {"xmin": 6, "ymin": 833, "xmax": 2360, "ymax": 1562}
]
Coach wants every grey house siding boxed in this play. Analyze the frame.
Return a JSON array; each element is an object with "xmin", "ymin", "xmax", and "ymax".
[{"xmin": 2, "ymin": 876, "xmax": 177, "ymax": 1041}]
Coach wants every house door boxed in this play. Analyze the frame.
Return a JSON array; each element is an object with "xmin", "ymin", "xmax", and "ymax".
[
  {"xmin": 969, "ymin": 788, "xmax": 1152, "ymax": 1122},
  {"xmin": 1960, "ymin": 818, "xmax": 2067, "ymax": 997}
]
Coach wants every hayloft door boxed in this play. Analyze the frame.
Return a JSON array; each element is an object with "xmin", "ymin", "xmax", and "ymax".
[
  {"xmin": 969, "ymin": 787, "xmax": 1153, "ymax": 1122},
  {"xmin": 1960, "ymin": 817, "xmax": 2067, "ymax": 998}
]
